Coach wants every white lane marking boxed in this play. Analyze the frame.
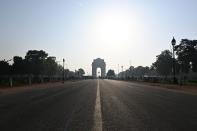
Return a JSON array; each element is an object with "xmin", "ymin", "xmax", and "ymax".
[{"xmin": 92, "ymin": 79, "xmax": 103, "ymax": 131}]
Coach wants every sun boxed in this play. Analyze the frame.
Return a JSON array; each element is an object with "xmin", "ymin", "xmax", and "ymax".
[{"xmin": 95, "ymin": 11, "xmax": 132, "ymax": 47}]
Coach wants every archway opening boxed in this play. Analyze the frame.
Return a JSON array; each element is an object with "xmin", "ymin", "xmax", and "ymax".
[
  {"xmin": 97, "ymin": 68, "xmax": 101, "ymax": 78},
  {"xmin": 92, "ymin": 58, "xmax": 106, "ymax": 78}
]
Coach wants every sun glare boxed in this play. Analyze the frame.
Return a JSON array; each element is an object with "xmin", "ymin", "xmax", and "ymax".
[{"xmin": 95, "ymin": 11, "xmax": 132, "ymax": 48}]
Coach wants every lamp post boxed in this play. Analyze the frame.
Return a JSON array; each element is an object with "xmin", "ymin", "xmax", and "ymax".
[
  {"xmin": 63, "ymin": 58, "xmax": 65, "ymax": 83},
  {"xmin": 171, "ymin": 37, "xmax": 176, "ymax": 84}
]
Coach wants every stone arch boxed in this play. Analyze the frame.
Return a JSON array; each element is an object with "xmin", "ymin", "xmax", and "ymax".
[{"xmin": 92, "ymin": 58, "xmax": 106, "ymax": 78}]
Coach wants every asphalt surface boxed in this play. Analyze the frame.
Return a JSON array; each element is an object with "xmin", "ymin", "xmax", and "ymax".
[{"xmin": 0, "ymin": 79, "xmax": 197, "ymax": 131}]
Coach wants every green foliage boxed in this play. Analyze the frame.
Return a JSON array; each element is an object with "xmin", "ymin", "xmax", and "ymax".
[
  {"xmin": 12, "ymin": 56, "xmax": 28, "ymax": 74},
  {"xmin": 44, "ymin": 57, "xmax": 58, "ymax": 76},
  {"xmin": 130, "ymin": 66, "xmax": 150, "ymax": 77},
  {"xmin": 0, "ymin": 50, "xmax": 64, "ymax": 77},
  {"xmin": 0, "ymin": 60, "xmax": 11, "ymax": 75},
  {"xmin": 152, "ymin": 50, "xmax": 173, "ymax": 77},
  {"xmin": 25, "ymin": 50, "xmax": 48, "ymax": 75},
  {"xmin": 107, "ymin": 69, "xmax": 115, "ymax": 77},
  {"xmin": 175, "ymin": 39, "xmax": 197, "ymax": 72},
  {"xmin": 25, "ymin": 50, "xmax": 48, "ymax": 61},
  {"xmin": 77, "ymin": 68, "xmax": 85, "ymax": 76}
]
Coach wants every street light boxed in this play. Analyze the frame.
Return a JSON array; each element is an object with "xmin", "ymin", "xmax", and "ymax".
[
  {"xmin": 63, "ymin": 58, "xmax": 65, "ymax": 83},
  {"xmin": 171, "ymin": 37, "xmax": 176, "ymax": 84}
]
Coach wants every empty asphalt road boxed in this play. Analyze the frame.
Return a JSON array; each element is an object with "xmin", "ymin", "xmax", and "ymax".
[{"xmin": 0, "ymin": 79, "xmax": 197, "ymax": 131}]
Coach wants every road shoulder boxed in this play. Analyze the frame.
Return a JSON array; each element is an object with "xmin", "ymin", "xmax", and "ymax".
[{"xmin": 117, "ymin": 80, "xmax": 197, "ymax": 95}]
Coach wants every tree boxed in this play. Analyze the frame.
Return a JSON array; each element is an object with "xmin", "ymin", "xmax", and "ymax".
[
  {"xmin": 12, "ymin": 56, "xmax": 28, "ymax": 74},
  {"xmin": 25, "ymin": 50, "xmax": 48, "ymax": 75},
  {"xmin": 0, "ymin": 60, "xmax": 11, "ymax": 75},
  {"xmin": 25, "ymin": 50, "xmax": 48, "ymax": 61},
  {"xmin": 152, "ymin": 50, "xmax": 173, "ymax": 77},
  {"xmin": 44, "ymin": 56, "xmax": 58, "ymax": 76},
  {"xmin": 131, "ymin": 66, "xmax": 150, "ymax": 78},
  {"xmin": 107, "ymin": 69, "xmax": 115, "ymax": 78},
  {"xmin": 175, "ymin": 39, "xmax": 197, "ymax": 73},
  {"xmin": 78, "ymin": 68, "xmax": 85, "ymax": 76}
]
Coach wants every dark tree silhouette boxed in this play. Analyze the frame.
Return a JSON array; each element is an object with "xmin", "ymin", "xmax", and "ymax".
[
  {"xmin": 12, "ymin": 56, "xmax": 28, "ymax": 74},
  {"xmin": 25, "ymin": 50, "xmax": 48, "ymax": 61},
  {"xmin": 0, "ymin": 50, "xmax": 78, "ymax": 85},
  {"xmin": 131, "ymin": 66, "xmax": 150, "ymax": 78},
  {"xmin": 44, "ymin": 56, "xmax": 58, "ymax": 76},
  {"xmin": 25, "ymin": 50, "xmax": 48, "ymax": 75},
  {"xmin": 12, "ymin": 50, "xmax": 63, "ymax": 77},
  {"xmin": 77, "ymin": 68, "xmax": 85, "ymax": 77},
  {"xmin": 107, "ymin": 69, "xmax": 115, "ymax": 78},
  {"xmin": 152, "ymin": 50, "xmax": 173, "ymax": 77},
  {"xmin": 175, "ymin": 39, "xmax": 197, "ymax": 72},
  {"xmin": 0, "ymin": 60, "xmax": 11, "ymax": 75}
]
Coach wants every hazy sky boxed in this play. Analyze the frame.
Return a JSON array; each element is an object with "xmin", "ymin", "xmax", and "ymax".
[{"xmin": 0, "ymin": 0, "xmax": 197, "ymax": 75}]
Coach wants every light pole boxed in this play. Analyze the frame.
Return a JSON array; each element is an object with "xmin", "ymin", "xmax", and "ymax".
[
  {"xmin": 171, "ymin": 37, "xmax": 176, "ymax": 84},
  {"xmin": 63, "ymin": 58, "xmax": 65, "ymax": 83}
]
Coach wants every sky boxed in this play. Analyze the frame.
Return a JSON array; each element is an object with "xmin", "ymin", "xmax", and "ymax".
[{"xmin": 0, "ymin": 0, "xmax": 197, "ymax": 75}]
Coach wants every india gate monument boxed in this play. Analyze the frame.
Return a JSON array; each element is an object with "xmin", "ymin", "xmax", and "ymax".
[{"xmin": 92, "ymin": 58, "xmax": 106, "ymax": 78}]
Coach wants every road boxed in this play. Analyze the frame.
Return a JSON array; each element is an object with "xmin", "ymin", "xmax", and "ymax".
[{"xmin": 0, "ymin": 79, "xmax": 197, "ymax": 131}]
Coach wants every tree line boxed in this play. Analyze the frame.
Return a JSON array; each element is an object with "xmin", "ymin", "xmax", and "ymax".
[
  {"xmin": 0, "ymin": 50, "xmax": 85, "ymax": 86},
  {"xmin": 0, "ymin": 50, "xmax": 62, "ymax": 76},
  {"xmin": 118, "ymin": 39, "xmax": 197, "ymax": 83},
  {"xmin": 152, "ymin": 39, "xmax": 197, "ymax": 76}
]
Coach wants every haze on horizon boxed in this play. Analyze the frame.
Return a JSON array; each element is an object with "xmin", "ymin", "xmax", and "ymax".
[{"xmin": 0, "ymin": 0, "xmax": 197, "ymax": 75}]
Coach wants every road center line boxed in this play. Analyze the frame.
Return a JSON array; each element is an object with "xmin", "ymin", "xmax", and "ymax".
[{"xmin": 92, "ymin": 79, "xmax": 103, "ymax": 131}]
